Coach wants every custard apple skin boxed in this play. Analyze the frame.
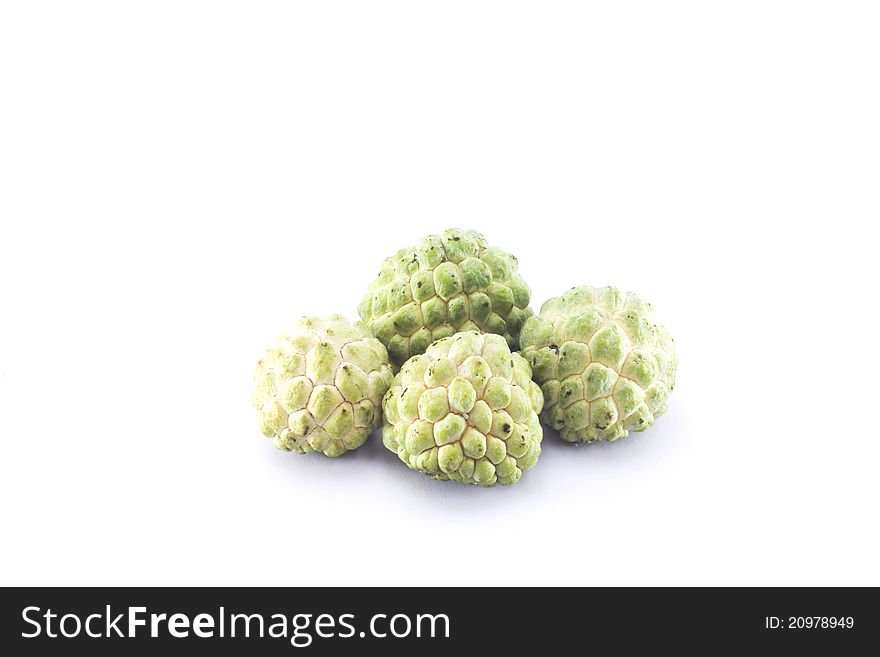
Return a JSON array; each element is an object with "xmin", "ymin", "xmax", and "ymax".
[
  {"xmin": 519, "ymin": 286, "xmax": 677, "ymax": 443},
  {"xmin": 358, "ymin": 228, "xmax": 533, "ymax": 368},
  {"xmin": 253, "ymin": 315, "xmax": 394, "ymax": 457},
  {"xmin": 382, "ymin": 331, "xmax": 544, "ymax": 486}
]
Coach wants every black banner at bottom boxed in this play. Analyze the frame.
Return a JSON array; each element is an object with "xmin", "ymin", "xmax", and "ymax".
[{"xmin": 1, "ymin": 587, "xmax": 875, "ymax": 654}]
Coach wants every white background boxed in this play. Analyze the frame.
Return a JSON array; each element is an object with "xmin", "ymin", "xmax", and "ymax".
[{"xmin": 1, "ymin": 1, "xmax": 878, "ymax": 586}]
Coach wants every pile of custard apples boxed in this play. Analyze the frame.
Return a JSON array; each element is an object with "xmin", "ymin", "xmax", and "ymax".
[{"xmin": 253, "ymin": 229, "xmax": 677, "ymax": 487}]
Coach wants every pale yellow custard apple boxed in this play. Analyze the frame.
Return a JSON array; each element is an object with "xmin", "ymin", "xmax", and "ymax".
[
  {"xmin": 519, "ymin": 286, "xmax": 677, "ymax": 443},
  {"xmin": 253, "ymin": 315, "xmax": 394, "ymax": 456},
  {"xmin": 358, "ymin": 228, "xmax": 533, "ymax": 368},
  {"xmin": 382, "ymin": 331, "xmax": 544, "ymax": 486}
]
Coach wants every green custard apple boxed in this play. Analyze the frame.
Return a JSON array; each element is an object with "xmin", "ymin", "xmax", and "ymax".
[
  {"xmin": 358, "ymin": 228, "xmax": 533, "ymax": 368},
  {"xmin": 519, "ymin": 286, "xmax": 677, "ymax": 443},
  {"xmin": 382, "ymin": 331, "xmax": 544, "ymax": 486},
  {"xmin": 253, "ymin": 314, "xmax": 394, "ymax": 456}
]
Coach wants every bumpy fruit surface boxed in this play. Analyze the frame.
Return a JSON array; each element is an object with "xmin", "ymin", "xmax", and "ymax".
[
  {"xmin": 382, "ymin": 331, "xmax": 544, "ymax": 486},
  {"xmin": 253, "ymin": 315, "xmax": 394, "ymax": 457},
  {"xmin": 358, "ymin": 228, "xmax": 532, "ymax": 368},
  {"xmin": 520, "ymin": 286, "xmax": 677, "ymax": 443}
]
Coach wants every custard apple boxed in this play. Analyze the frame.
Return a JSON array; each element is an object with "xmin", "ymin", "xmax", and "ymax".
[
  {"xmin": 382, "ymin": 331, "xmax": 544, "ymax": 486},
  {"xmin": 253, "ymin": 315, "xmax": 394, "ymax": 457},
  {"xmin": 519, "ymin": 286, "xmax": 677, "ymax": 443},
  {"xmin": 358, "ymin": 228, "xmax": 533, "ymax": 368}
]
